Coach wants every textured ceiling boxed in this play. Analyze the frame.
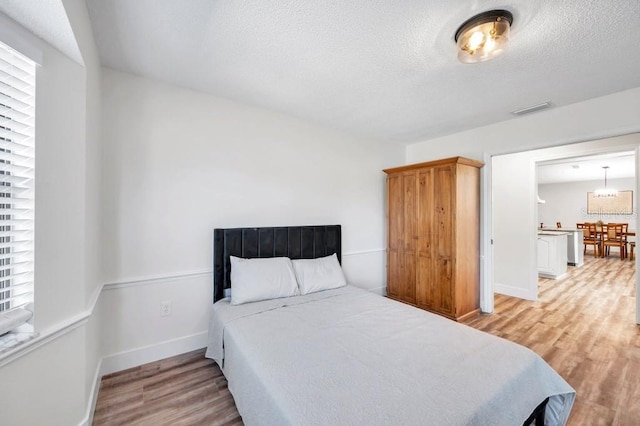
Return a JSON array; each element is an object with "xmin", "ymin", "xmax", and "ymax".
[
  {"xmin": 0, "ymin": 0, "xmax": 82, "ymax": 64},
  {"xmin": 86, "ymin": 0, "xmax": 640, "ymax": 143}
]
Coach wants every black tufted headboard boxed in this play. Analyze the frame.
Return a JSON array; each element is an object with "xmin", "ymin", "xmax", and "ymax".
[{"xmin": 213, "ymin": 225, "xmax": 342, "ymax": 302}]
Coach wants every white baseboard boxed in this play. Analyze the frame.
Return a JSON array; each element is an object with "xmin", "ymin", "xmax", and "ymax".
[
  {"xmin": 538, "ymin": 272, "xmax": 567, "ymax": 280},
  {"xmin": 80, "ymin": 332, "xmax": 208, "ymax": 426},
  {"xmin": 494, "ymin": 283, "xmax": 537, "ymax": 301},
  {"xmin": 99, "ymin": 331, "xmax": 209, "ymax": 376},
  {"xmin": 79, "ymin": 358, "xmax": 103, "ymax": 426}
]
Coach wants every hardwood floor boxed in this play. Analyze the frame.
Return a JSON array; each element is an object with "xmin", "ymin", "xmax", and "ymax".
[
  {"xmin": 464, "ymin": 254, "xmax": 639, "ymax": 426},
  {"xmin": 93, "ymin": 254, "xmax": 639, "ymax": 425},
  {"xmin": 92, "ymin": 349, "xmax": 242, "ymax": 425}
]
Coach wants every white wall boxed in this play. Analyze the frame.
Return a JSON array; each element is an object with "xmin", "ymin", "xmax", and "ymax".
[
  {"xmin": 539, "ymin": 177, "xmax": 636, "ymax": 229},
  {"xmin": 33, "ymin": 21, "xmax": 86, "ymax": 330},
  {"xmin": 407, "ymin": 87, "xmax": 640, "ymax": 164},
  {"xmin": 99, "ymin": 68, "xmax": 404, "ymax": 372},
  {"xmin": 61, "ymin": 0, "xmax": 104, "ymax": 413},
  {"xmin": 0, "ymin": 2, "xmax": 103, "ymax": 424},
  {"xmin": 60, "ymin": 0, "xmax": 103, "ymax": 309},
  {"xmin": 0, "ymin": 329, "xmax": 87, "ymax": 425},
  {"xmin": 492, "ymin": 152, "xmax": 538, "ymax": 300}
]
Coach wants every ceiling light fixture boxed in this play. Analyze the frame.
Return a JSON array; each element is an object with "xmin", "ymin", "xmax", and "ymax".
[
  {"xmin": 594, "ymin": 166, "xmax": 618, "ymax": 198},
  {"xmin": 454, "ymin": 10, "xmax": 513, "ymax": 64}
]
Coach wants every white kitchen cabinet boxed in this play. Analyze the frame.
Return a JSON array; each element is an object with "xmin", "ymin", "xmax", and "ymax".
[
  {"xmin": 538, "ymin": 232, "xmax": 568, "ymax": 279},
  {"xmin": 541, "ymin": 228, "xmax": 584, "ymax": 267}
]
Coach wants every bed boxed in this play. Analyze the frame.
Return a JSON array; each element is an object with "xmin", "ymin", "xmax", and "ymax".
[{"xmin": 205, "ymin": 225, "xmax": 575, "ymax": 425}]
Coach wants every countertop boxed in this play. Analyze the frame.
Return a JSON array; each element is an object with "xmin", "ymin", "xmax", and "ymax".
[{"xmin": 538, "ymin": 231, "xmax": 570, "ymax": 236}]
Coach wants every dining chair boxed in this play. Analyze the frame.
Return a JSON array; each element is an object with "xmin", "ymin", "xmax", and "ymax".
[
  {"xmin": 582, "ymin": 222, "xmax": 599, "ymax": 256},
  {"xmin": 603, "ymin": 223, "xmax": 626, "ymax": 259},
  {"xmin": 620, "ymin": 223, "xmax": 629, "ymax": 238},
  {"xmin": 620, "ymin": 223, "xmax": 629, "ymax": 259}
]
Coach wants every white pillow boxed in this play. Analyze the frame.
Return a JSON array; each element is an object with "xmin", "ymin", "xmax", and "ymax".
[
  {"xmin": 230, "ymin": 256, "xmax": 299, "ymax": 305},
  {"xmin": 292, "ymin": 253, "xmax": 347, "ymax": 295}
]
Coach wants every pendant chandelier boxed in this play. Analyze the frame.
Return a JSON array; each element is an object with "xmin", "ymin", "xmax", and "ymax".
[{"xmin": 594, "ymin": 166, "xmax": 618, "ymax": 198}]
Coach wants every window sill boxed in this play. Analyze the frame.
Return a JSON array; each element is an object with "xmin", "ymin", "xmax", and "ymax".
[
  {"xmin": 0, "ymin": 330, "xmax": 39, "ymax": 356},
  {"xmin": 0, "ymin": 309, "xmax": 91, "ymax": 368}
]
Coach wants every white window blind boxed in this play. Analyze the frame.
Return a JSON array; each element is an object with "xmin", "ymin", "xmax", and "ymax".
[{"xmin": 0, "ymin": 41, "xmax": 35, "ymax": 314}]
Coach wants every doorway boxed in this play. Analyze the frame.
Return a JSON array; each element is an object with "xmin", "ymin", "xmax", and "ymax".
[{"xmin": 486, "ymin": 133, "xmax": 640, "ymax": 324}]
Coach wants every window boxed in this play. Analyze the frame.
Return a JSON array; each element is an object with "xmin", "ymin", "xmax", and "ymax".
[{"xmin": 0, "ymin": 41, "xmax": 35, "ymax": 318}]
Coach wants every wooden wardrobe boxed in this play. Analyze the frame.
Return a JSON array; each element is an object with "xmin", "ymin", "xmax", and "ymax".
[{"xmin": 383, "ymin": 156, "xmax": 483, "ymax": 321}]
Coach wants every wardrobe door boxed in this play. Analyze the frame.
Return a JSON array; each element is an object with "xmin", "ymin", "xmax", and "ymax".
[
  {"xmin": 399, "ymin": 172, "xmax": 417, "ymax": 304},
  {"xmin": 416, "ymin": 168, "xmax": 434, "ymax": 309},
  {"xmin": 431, "ymin": 165, "xmax": 455, "ymax": 315},
  {"xmin": 386, "ymin": 171, "xmax": 417, "ymax": 304}
]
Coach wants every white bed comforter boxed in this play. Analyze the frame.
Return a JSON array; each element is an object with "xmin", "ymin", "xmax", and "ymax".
[{"xmin": 205, "ymin": 285, "xmax": 575, "ymax": 426}]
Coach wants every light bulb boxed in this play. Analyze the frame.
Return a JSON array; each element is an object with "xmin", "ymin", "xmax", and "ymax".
[{"xmin": 468, "ymin": 31, "xmax": 485, "ymax": 50}]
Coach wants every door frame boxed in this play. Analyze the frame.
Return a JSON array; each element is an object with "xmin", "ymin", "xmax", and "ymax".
[{"xmin": 480, "ymin": 134, "xmax": 640, "ymax": 324}]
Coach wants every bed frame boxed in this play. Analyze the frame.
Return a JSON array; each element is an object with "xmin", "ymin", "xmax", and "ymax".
[
  {"xmin": 213, "ymin": 225, "xmax": 341, "ymax": 303},
  {"xmin": 211, "ymin": 224, "xmax": 549, "ymax": 425}
]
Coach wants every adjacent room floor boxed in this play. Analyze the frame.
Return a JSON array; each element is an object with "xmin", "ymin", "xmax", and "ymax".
[
  {"xmin": 93, "ymin": 255, "xmax": 638, "ymax": 425},
  {"xmin": 466, "ymin": 254, "xmax": 639, "ymax": 425}
]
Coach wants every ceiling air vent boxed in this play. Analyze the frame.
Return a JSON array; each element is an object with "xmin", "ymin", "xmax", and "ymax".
[{"xmin": 511, "ymin": 101, "xmax": 552, "ymax": 116}]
